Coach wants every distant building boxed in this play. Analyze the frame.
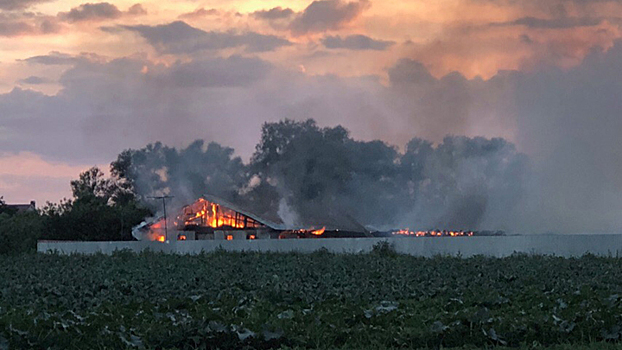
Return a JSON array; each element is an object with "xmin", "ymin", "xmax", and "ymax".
[{"xmin": 3, "ymin": 201, "xmax": 36, "ymax": 214}]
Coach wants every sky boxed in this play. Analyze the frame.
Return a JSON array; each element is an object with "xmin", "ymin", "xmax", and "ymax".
[{"xmin": 1, "ymin": 0, "xmax": 622, "ymax": 232}]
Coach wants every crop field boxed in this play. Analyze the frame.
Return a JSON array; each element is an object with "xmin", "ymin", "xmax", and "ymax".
[{"xmin": 4, "ymin": 247, "xmax": 622, "ymax": 349}]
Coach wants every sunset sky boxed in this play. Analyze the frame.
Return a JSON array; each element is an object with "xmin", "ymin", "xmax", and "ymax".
[{"xmin": 2, "ymin": 0, "xmax": 622, "ymax": 230}]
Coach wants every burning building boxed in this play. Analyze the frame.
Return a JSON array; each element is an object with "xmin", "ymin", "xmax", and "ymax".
[
  {"xmin": 133, "ymin": 194, "xmax": 498, "ymax": 242},
  {"xmin": 174, "ymin": 195, "xmax": 286, "ymax": 240},
  {"xmin": 133, "ymin": 194, "xmax": 371, "ymax": 242}
]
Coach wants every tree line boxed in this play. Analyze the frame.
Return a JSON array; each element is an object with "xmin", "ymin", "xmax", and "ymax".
[{"xmin": 0, "ymin": 118, "xmax": 527, "ymax": 254}]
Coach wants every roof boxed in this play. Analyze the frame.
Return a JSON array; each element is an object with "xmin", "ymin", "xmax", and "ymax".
[
  {"xmin": 4, "ymin": 201, "xmax": 36, "ymax": 213},
  {"xmin": 202, "ymin": 194, "xmax": 368, "ymax": 233},
  {"xmin": 201, "ymin": 194, "xmax": 288, "ymax": 231}
]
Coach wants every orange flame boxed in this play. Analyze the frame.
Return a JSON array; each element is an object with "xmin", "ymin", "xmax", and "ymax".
[
  {"xmin": 392, "ymin": 229, "xmax": 474, "ymax": 237},
  {"xmin": 156, "ymin": 235, "xmax": 165, "ymax": 242},
  {"xmin": 311, "ymin": 226, "xmax": 326, "ymax": 235},
  {"xmin": 178, "ymin": 197, "xmax": 258, "ymax": 230}
]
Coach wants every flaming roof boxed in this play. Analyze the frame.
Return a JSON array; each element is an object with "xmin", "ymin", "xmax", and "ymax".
[{"xmin": 200, "ymin": 194, "xmax": 288, "ymax": 231}]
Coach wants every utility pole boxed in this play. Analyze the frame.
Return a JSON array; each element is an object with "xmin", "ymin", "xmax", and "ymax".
[{"xmin": 148, "ymin": 196, "xmax": 174, "ymax": 240}]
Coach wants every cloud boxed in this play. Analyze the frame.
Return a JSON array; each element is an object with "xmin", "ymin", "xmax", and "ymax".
[
  {"xmin": 0, "ymin": 53, "xmax": 279, "ymax": 164},
  {"xmin": 0, "ymin": 12, "xmax": 61, "ymax": 37},
  {"xmin": 161, "ymin": 56, "xmax": 272, "ymax": 88},
  {"xmin": 113, "ymin": 21, "xmax": 291, "ymax": 53},
  {"xmin": 289, "ymin": 0, "xmax": 371, "ymax": 35},
  {"xmin": 3, "ymin": 40, "xmax": 622, "ymax": 233},
  {"xmin": 21, "ymin": 51, "xmax": 103, "ymax": 65},
  {"xmin": 252, "ymin": 7, "xmax": 295, "ymax": 20},
  {"xmin": 59, "ymin": 2, "xmax": 123, "ymax": 23},
  {"xmin": 494, "ymin": 16, "xmax": 604, "ymax": 29},
  {"xmin": 321, "ymin": 34, "xmax": 395, "ymax": 50},
  {"xmin": 388, "ymin": 59, "xmax": 436, "ymax": 85},
  {"xmin": 178, "ymin": 8, "xmax": 219, "ymax": 20},
  {"xmin": 18, "ymin": 76, "xmax": 50, "ymax": 84},
  {"xmin": 0, "ymin": 0, "xmax": 51, "ymax": 10},
  {"xmin": 0, "ymin": 20, "xmax": 31, "ymax": 36},
  {"xmin": 127, "ymin": 4, "xmax": 147, "ymax": 16},
  {"xmin": 0, "ymin": 152, "xmax": 98, "ymax": 205}
]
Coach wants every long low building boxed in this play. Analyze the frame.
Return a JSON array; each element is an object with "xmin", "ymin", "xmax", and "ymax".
[{"xmin": 38, "ymin": 234, "xmax": 622, "ymax": 258}]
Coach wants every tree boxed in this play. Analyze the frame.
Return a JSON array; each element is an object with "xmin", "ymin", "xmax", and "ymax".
[
  {"xmin": 249, "ymin": 119, "xmax": 406, "ymax": 227},
  {"xmin": 0, "ymin": 211, "xmax": 43, "ymax": 254},
  {"xmin": 41, "ymin": 167, "xmax": 151, "ymax": 241},
  {"xmin": 0, "ymin": 196, "xmax": 17, "ymax": 216},
  {"xmin": 111, "ymin": 140, "xmax": 248, "ymax": 207}
]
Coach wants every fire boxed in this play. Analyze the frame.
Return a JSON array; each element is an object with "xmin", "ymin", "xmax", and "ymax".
[
  {"xmin": 311, "ymin": 226, "xmax": 326, "ymax": 235},
  {"xmin": 178, "ymin": 234, "xmax": 187, "ymax": 241},
  {"xmin": 392, "ymin": 229, "xmax": 474, "ymax": 237},
  {"xmin": 156, "ymin": 235, "xmax": 166, "ymax": 242},
  {"xmin": 226, "ymin": 234, "xmax": 233, "ymax": 241},
  {"xmin": 178, "ymin": 198, "xmax": 262, "ymax": 230},
  {"xmin": 278, "ymin": 226, "xmax": 327, "ymax": 239}
]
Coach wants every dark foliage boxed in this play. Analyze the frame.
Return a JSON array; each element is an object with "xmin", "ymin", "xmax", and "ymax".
[
  {"xmin": 38, "ymin": 167, "xmax": 151, "ymax": 242},
  {"xmin": 0, "ymin": 211, "xmax": 43, "ymax": 255},
  {"xmin": 3, "ymin": 253, "xmax": 622, "ymax": 348}
]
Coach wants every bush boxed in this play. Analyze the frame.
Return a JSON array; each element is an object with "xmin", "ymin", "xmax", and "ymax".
[
  {"xmin": 371, "ymin": 240, "xmax": 397, "ymax": 257},
  {"xmin": 0, "ymin": 212, "xmax": 43, "ymax": 255},
  {"xmin": 41, "ymin": 199, "xmax": 150, "ymax": 242}
]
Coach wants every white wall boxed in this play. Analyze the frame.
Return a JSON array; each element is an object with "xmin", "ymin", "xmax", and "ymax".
[{"xmin": 37, "ymin": 234, "xmax": 622, "ymax": 257}]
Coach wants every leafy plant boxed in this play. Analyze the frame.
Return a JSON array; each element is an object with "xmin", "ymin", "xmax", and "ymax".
[{"xmin": 3, "ymin": 253, "xmax": 622, "ymax": 348}]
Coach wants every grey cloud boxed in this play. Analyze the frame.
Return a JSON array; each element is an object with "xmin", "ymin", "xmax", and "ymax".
[
  {"xmin": 0, "ymin": 0, "xmax": 51, "ymax": 10},
  {"xmin": 0, "ymin": 20, "xmax": 31, "ymax": 36},
  {"xmin": 252, "ymin": 7, "xmax": 295, "ymax": 20},
  {"xmin": 0, "ymin": 54, "xmax": 279, "ymax": 165},
  {"xmin": 162, "ymin": 56, "xmax": 272, "ymax": 88},
  {"xmin": 321, "ymin": 34, "xmax": 395, "ymax": 50},
  {"xmin": 127, "ymin": 4, "xmax": 147, "ymax": 16},
  {"xmin": 115, "ymin": 21, "xmax": 291, "ymax": 53},
  {"xmin": 473, "ymin": 0, "xmax": 622, "ymax": 18},
  {"xmin": 0, "ymin": 13, "xmax": 61, "ymax": 37},
  {"xmin": 59, "ymin": 2, "xmax": 123, "ymax": 23},
  {"xmin": 289, "ymin": 0, "xmax": 371, "ymax": 35},
  {"xmin": 21, "ymin": 51, "xmax": 102, "ymax": 65},
  {"xmin": 18, "ymin": 76, "xmax": 50, "ymax": 84},
  {"xmin": 388, "ymin": 59, "xmax": 436, "ymax": 85},
  {"xmin": 4, "ymin": 40, "xmax": 622, "ymax": 234},
  {"xmin": 179, "ymin": 8, "xmax": 219, "ymax": 20},
  {"xmin": 494, "ymin": 16, "xmax": 604, "ymax": 29}
]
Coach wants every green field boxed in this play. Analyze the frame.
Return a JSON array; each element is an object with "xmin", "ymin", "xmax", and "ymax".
[{"xmin": 3, "ymin": 247, "xmax": 622, "ymax": 349}]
